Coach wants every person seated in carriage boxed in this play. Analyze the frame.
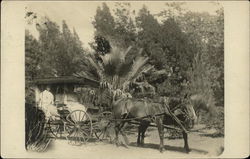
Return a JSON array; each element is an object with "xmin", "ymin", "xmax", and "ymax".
[
  {"xmin": 38, "ymin": 85, "xmax": 59, "ymax": 120},
  {"xmin": 38, "ymin": 85, "xmax": 87, "ymax": 121}
]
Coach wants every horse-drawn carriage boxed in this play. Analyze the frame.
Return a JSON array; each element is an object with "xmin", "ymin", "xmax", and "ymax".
[
  {"xmin": 32, "ymin": 76, "xmax": 201, "ymax": 152},
  {"xmin": 33, "ymin": 76, "xmax": 112, "ymax": 146}
]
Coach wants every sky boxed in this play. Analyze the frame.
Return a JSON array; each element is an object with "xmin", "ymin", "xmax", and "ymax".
[{"xmin": 26, "ymin": 1, "xmax": 222, "ymax": 49}]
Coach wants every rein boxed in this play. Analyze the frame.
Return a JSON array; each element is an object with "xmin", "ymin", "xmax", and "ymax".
[{"xmin": 170, "ymin": 104, "xmax": 194, "ymax": 125}]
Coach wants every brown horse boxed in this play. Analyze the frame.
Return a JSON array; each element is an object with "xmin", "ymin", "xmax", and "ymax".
[{"xmin": 112, "ymin": 97, "xmax": 197, "ymax": 153}]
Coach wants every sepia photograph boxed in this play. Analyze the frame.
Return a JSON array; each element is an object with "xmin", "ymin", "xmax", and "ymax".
[
  {"xmin": 1, "ymin": 0, "xmax": 249, "ymax": 158},
  {"xmin": 24, "ymin": 1, "xmax": 224, "ymax": 157}
]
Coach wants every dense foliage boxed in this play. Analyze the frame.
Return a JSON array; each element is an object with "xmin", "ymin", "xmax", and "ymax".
[
  {"xmin": 90, "ymin": 2, "xmax": 224, "ymax": 108},
  {"xmin": 25, "ymin": 17, "xmax": 86, "ymax": 79},
  {"xmin": 25, "ymin": 2, "xmax": 224, "ymax": 140}
]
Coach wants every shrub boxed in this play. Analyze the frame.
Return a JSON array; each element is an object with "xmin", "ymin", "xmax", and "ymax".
[
  {"xmin": 200, "ymin": 106, "xmax": 224, "ymax": 137},
  {"xmin": 25, "ymin": 103, "xmax": 51, "ymax": 152}
]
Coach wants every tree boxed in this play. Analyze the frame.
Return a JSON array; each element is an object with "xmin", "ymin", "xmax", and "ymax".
[
  {"xmin": 92, "ymin": 3, "xmax": 115, "ymax": 41},
  {"xmin": 112, "ymin": 2, "xmax": 137, "ymax": 48},
  {"xmin": 136, "ymin": 6, "xmax": 166, "ymax": 70},
  {"xmin": 92, "ymin": 2, "xmax": 137, "ymax": 50},
  {"xmin": 35, "ymin": 17, "xmax": 86, "ymax": 77},
  {"xmin": 157, "ymin": 3, "xmax": 224, "ymax": 106},
  {"xmin": 25, "ymin": 30, "xmax": 42, "ymax": 104},
  {"xmin": 92, "ymin": 35, "xmax": 112, "ymax": 55},
  {"xmin": 25, "ymin": 30, "xmax": 42, "ymax": 80},
  {"xmin": 177, "ymin": 10, "xmax": 224, "ymax": 106}
]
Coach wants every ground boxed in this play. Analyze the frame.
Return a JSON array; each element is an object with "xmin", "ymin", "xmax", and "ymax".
[{"xmin": 27, "ymin": 126, "xmax": 224, "ymax": 158}]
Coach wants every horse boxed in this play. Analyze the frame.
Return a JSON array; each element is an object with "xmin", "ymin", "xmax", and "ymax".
[
  {"xmin": 112, "ymin": 97, "xmax": 197, "ymax": 153},
  {"xmin": 137, "ymin": 101, "xmax": 197, "ymax": 153}
]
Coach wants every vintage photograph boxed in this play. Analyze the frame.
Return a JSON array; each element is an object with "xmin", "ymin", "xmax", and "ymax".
[{"xmin": 24, "ymin": 1, "xmax": 224, "ymax": 157}]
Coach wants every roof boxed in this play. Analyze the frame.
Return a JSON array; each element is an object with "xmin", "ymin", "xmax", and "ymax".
[{"xmin": 32, "ymin": 76, "xmax": 100, "ymax": 87}]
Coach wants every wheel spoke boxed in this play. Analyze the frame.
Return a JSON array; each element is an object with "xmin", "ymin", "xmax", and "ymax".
[
  {"xmin": 76, "ymin": 129, "xmax": 85, "ymax": 145},
  {"xmin": 80, "ymin": 112, "xmax": 87, "ymax": 122},
  {"xmin": 76, "ymin": 131, "xmax": 81, "ymax": 144},
  {"xmin": 74, "ymin": 130, "xmax": 79, "ymax": 145},
  {"xmin": 79, "ymin": 130, "xmax": 86, "ymax": 144},
  {"xmin": 70, "ymin": 129, "xmax": 77, "ymax": 145},
  {"xmin": 79, "ymin": 126, "xmax": 89, "ymax": 136},
  {"xmin": 65, "ymin": 110, "xmax": 92, "ymax": 145},
  {"xmin": 80, "ymin": 124, "xmax": 89, "ymax": 131},
  {"xmin": 69, "ymin": 120, "xmax": 76, "ymax": 126},
  {"xmin": 66, "ymin": 116, "xmax": 76, "ymax": 125},
  {"xmin": 79, "ymin": 130, "xmax": 86, "ymax": 143},
  {"xmin": 72, "ymin": 112, "xmax": 77, "ymax": 123},
  {"xmin": 65, "ymin": 124, "xmax": 75, "ymax": 133},
  {"xmin": 78, "ymin": 111, "xmax": 82, "ymax": 122}
]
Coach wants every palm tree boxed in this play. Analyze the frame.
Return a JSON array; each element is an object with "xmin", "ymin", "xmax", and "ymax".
[{"xmin": 74, "ymin": 46, "xmax": 154, "ymax": 99}]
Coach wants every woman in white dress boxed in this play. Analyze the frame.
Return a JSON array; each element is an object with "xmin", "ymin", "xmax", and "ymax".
[{"xmin": 38, "ymin": 85, "xmax": 59, "ymax": 120}]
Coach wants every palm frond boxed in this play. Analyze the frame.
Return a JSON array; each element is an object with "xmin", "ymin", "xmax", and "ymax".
[
  {"xmin": 77, "ymin": 54, "xmax": 105, "ymax": 81},
  {"xmin": 126, "ymin": 56, "xmax": 149, "ymax": 81},
  {"xmin": 117, "ymin": 61, "xmax": 132, "ymax": 77},
  {"xmin": 121, "ymin": 56, "xmax": 154, "ymax": 90},
  {"xmin": 123, "ymin": 46, "xmax": 133, "ymax": 59}
]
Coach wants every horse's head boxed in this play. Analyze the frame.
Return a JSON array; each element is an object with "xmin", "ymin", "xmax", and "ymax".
[
  {"xmin": 175, "ymin": 104, "xmax": 198, "ymax": 129},
  {"xmin": 190, "ymin": 94, "xmax": 218, "ymax": 122}
]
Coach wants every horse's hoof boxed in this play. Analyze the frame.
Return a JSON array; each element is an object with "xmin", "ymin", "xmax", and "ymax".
[
  {"xmin": 123, "ymin": 144, "xmax": 129, "ymax": 149},
  {"xmin": 185, "ymin": 148, "xmax": 191, "ymax": 153},
  {"xmin": 159, "ymin": 147, "xmax": 165, "ymax": 153}
]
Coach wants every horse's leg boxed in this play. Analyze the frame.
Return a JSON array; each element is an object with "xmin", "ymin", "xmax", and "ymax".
[
  {"xmin": 114, "ymin": 121, "xmax": 129, "ymax": 147},
  {"xmin": 140, "ymin": 121, "xmax": 150, "ymax": 147},
  {"xmin": 119, "ymin": 122, "xmax": 129, "ymax": 147},
  {"xmin": 182, "ymin": 131, "xmax": 191, "ymax": 153},
  {"xmin": 114, "ymin": 122, "xmax": 121, "ymax": 146},
  {"xmin": 137, "ymin": 124, "xmax": 142, "ymax": 146},
  {"xmin": 156, "ymin": 117, "xmax": 165, "ymax": 153},
  {"xmin": 196, "ymin": 110, "xmax": 200, "ymax": 124}
]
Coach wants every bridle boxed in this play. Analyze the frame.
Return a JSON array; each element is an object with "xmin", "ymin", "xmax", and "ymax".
[{"xmin": 172, "ymin": 104, "xmax": 195, "ymax": 126}]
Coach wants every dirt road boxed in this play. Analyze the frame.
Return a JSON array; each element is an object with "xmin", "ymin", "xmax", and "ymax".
[{"xmin": 27, "ymin": 127, "xmax": 224, "ymax": 158}]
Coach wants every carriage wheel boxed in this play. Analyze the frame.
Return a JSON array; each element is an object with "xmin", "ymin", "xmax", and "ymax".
[
  {"xmin": 47, "ymin": 117, "xmax": 61, "ymax": 138},
  {"xmin": 94, "ymin": 111, "xmax": 113, "ymax": 141},
  {"xmin": 65, "ymin": 110, "xmax": 92, "ymax": 146}
]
